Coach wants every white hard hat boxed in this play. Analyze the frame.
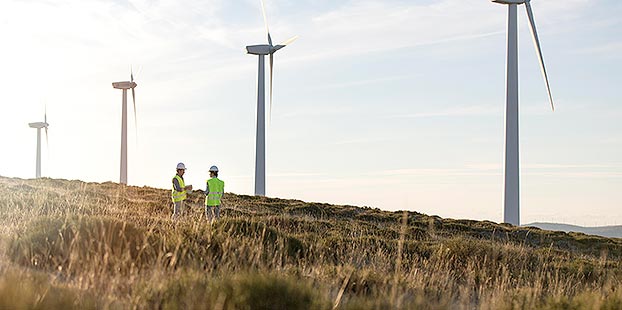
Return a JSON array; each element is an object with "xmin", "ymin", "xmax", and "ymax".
[
  {"xmin": 176, "ymin": 162, "xmax": 186, "ymax": 170},
  {"xmin": 209, "ymin": 165, "xmax": 219, "ymax": 172}
]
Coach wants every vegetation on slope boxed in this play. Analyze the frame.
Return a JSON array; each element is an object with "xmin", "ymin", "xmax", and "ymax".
[{"xmin": 0, "ymin": 176, "xmax": 621, "ymax": 309}]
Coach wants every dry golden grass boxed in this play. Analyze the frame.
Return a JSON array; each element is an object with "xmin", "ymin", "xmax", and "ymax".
[{"xmin": 1, "ymin": 176, "xmax": 621, "ymax": 309}]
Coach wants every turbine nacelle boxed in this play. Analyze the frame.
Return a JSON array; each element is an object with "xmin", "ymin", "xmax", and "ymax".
[
  {"xmin": 28, "ymin": 122, "xmax": 49, "ymax": 129},
  {"xmin": 112, "ymin": 81, "xmax": 137, "ymax": 90},
  {"xmin": 246, "ymin": 44, "xmax": 273, "ymax": 55},
  {"xmin": 492, "ymin": 0, "xmax": 527, "ymax": 4}
]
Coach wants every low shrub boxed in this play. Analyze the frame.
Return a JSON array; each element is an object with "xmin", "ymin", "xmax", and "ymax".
[
  {"xmin": 142, "ymin": 272, "xmax": 328, "ymax": 310},
  {"xmin": 8, "ymin": 216, "xmax": 167, "ymax": 276},
  {"xmin": 0, "ymin": 269, "xmax": 100, "ymax": 309}
]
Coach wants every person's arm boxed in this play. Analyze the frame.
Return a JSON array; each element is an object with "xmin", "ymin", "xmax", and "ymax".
[
  {"xmin": 172, "ymin": 178, "xmax": 182, "ymax": 192},
  {"xmin": 221, "ymin": 181, "xmax": 225, "ymax": 205},
  {"xmin": 205, "ymin": 182, "xmax": 210, "ymax": 196}
]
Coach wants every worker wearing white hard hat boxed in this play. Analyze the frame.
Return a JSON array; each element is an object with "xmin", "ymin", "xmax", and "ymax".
[
  {"xmin": 171, "ymin": 162, "xmax": 193, "ymax": 220},
  {"xmin": 205, "ymin": 165, "xmax": 225, "ymax": 222}
]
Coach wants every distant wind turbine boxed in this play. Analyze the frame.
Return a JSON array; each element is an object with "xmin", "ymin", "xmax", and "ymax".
[
  {"xmin": 112, "ymin": 69, "xmax": 138, "ymax": 185},
  {"xmin": 28, "ymin": 108, "xmax": 49, "ymax": 178},
  {"xmin": 246, "ymin": 0, "xmax": 298, "ymax": 196},
  {"xmin": 493, "ymin": 0, "xmax": 555, "ymax": 226}
]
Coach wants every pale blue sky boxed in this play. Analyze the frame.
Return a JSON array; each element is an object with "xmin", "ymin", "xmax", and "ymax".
[{"xmin": 1, "ymin": 0, "xmax": 620, "ymax": 225}]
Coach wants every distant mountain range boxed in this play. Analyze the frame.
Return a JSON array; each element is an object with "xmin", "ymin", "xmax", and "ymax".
[{"xmin": 526, "ymin": 222, "xmax": 622, "ymax": 239}]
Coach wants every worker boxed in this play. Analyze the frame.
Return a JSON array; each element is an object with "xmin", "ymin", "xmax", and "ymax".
[
  {"xmin": 205, "ymin": 165, "xmax": 225, "ymax": 222},
  {"xmin": 171, "ymin": 162, "xmax": 192, "ymax": 220}
]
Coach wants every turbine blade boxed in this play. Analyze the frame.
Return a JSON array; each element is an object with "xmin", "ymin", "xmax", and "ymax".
[
  {"xmin": 259, "ymin": 0, "xmax": 272, "ymax": 46},
  {"xmin": 525, "ymin": 1, "xmax": 555, "ymax": 111},
  {"xmin": 273, "ymin": 35, "xmax": 299, "ymax": 52},
  {"xmin": 136, "ymin": 65, "xmax": 143, "ymax": 79},
  {"xmin": 132, "ymin": 87, "xmax": 138, "ymax": 139},
  {"xmin": 279, "ymin": 35, "xmax": 299, "ymax": 47},
  {"xmin": 131, "ymin": 66, "xmax": 134, "ymax": 82},
  {"xmin": 44, "ymin": 105, "xmax": 49, "ymax": 148},
  {"xmin": 269, "ymin": 53, "xmax": 274, "ymax": 124}
]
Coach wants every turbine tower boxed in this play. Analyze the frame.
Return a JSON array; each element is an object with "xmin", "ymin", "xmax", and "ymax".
[
  {"xmin": 28, "ymin": 109, "xmax": 49, "ymax": 178},
  {"xmin": 112, "ymin": 70, "xmax": 138, "ymax": 185},
  {"xmin": 493, "ymin": 0, "xmax": 554, "ymax": 226},
  {"xmin": 246, "ymin": 0, "xmax": 298, "ymax": 196}
]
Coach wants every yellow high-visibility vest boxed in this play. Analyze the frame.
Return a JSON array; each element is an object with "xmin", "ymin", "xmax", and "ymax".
[
  {"xmin": 171, "ymin": 175, "xmax": 187, "ymax": 202},
  {"xmin": 205, "ymin": 177, "xmax": 224, "ymax": 206}
]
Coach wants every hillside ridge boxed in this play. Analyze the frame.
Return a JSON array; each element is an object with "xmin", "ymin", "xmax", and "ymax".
[
  {"xmin": 2, "ymin": 175, "xmax": 621, "ymax": 258},
  {"xmin": 527, "ymin": 222, "xmax": 622, "ymax": 239}
]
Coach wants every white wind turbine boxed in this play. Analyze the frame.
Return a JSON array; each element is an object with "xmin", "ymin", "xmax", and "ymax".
[
  {"xmin": 493, "ymin": 0, "xmax": 555, "ymax": 226},
  {"xmin": 246, "ymin": 0, "xmax": 298, "ymax": 196},
  {"xmin": 112, "ymin": 69, "xmax": 138, "ymax": 185},
  {"xmin": 28, "ymin": 108, "xmax": 49, "ymax": 178}
]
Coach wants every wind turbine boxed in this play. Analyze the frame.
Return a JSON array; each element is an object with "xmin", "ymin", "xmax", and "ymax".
[
  {"xmin": 112, "ymin": 69, "xmax": 138, "ymax": 185},
  {"xmin": 246, "ymin": 0, "xmax": 298, "ymax": 196},
  {"xmin": 28, "ymin": 109, "xmax": 49, "ymax": 178},
  {"xmin": 493, "ymin": 0, "xmax": 554, "ymax": 226}
]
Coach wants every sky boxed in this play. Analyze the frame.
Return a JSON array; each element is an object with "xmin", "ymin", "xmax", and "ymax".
[{"xmin": 1, "ymin": 0, "xmax": 621, "ymax": 226}]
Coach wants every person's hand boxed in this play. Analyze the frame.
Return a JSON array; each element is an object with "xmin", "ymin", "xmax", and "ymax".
[{"xmin": 185, "ymin": 185, "xmax": 193, "ymax": 190}]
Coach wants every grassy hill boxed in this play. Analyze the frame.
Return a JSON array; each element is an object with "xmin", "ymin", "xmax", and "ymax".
[
  {"xmin": 1, "ymin": 176, "xmax": 621, "ymax": 309},
  {"xmin": 526, "ymin": 222, "xmax": 622, "ymax": 239}
]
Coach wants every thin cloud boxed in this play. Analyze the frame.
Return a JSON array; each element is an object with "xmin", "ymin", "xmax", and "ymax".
[
  {"xmin": 379, "ymin": 162, "xmax": 622, "ymax": 178},
  {"xmin": 524, "ymin": 163, "xmax": 622, "ymax": 169},
  {"xmin": 280, "ymin": 0, "xmax": 591, "ymax": 64},
  {"xmin": 571, "ymin": 42, "xmax": 622, "ymax": 58},
  {"xmin": 468, "ymin": 163, "xmax": 622, "ymax": 170},
  {"xmin": 314, "ymin": 74, "xmax": 421, "ymax": 90},
  {"xmin": 331, "ymin": 137, "xmax": 397, "ymax": 146},
  {"xmin": 391, "ymin": 105, "xmax": 499, "ymax": 118},
  {"xmin": 269, "ymin": 172, "xmax": 325, "ymax": 178},
  {"xmin": 524, "ymin": 171, "xmax": 622, "ymax": 178},
  {"xmin": 380, "ymin": 168, "xmax": 500, "ymax": 177}
]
